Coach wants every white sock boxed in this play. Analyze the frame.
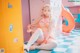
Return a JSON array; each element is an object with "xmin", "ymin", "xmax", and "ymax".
[{"xmin": 25, "ymin": 28, "xmax": 43, "ymax": 51}]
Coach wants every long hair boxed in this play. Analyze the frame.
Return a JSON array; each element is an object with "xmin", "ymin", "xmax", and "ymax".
[{"xmin": 41, "ymin": 4, "xmax": 51, "ymax": 18}]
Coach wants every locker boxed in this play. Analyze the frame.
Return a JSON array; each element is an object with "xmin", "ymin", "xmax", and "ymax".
[{"xmin": 0, "ymin": 0, "xmax": 24, "ymax": 53}]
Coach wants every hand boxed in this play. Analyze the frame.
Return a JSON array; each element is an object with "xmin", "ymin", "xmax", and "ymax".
[
  {"xmin": 42, "ymin": 39, "xmax": 47, "ymax": 44},
  {"xmin": 45, "ymin": 23, "xmax": 49, "ymax": 27},
  {"xmin": 30, "ymin": 45, "xmax": 36, "ymax": 50},
  {"xmin": 27, "ymin": 24, "xmax": 32, "ymax": 32},
  {"xmin": 27, "ymin": 24, "xmax": 31, "ymax": 29},
  {"xmin": 27, "ymin": 29, "xmax": 32, "ymax": 33}
]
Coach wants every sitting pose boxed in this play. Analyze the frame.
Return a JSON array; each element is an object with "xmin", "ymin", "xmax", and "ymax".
[{"xmin": 24, "ymin": 4, "xmax": 57, "ymax": 52}]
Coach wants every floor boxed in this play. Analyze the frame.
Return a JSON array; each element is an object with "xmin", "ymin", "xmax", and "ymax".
[{"xmin": 24, "ymin": 29, "xmax": 80, "ymax": 53}]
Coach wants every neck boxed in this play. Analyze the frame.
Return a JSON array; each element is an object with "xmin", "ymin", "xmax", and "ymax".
[{"xmin": 44, "ymin": 15, "xmax": 50, "ymax": 18}]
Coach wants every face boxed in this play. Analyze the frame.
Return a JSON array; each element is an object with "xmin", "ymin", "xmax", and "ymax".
[{"xmin": 42, "ymin": 6, "xmax": 50, "ymax": 17}]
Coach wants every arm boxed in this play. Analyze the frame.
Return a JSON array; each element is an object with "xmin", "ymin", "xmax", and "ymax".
[
  {"xmin": 31, "ymin": 17, "xmax": 42, "ymax": 26},
  {"xmin": 27, "ymin": 17, "xmax": 42, "ymax": 33}
]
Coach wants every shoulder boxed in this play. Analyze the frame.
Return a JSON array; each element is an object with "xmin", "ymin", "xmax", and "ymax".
[{"xmin": 36, "ymin": 17, "xmax": 43, "ymax": 22}]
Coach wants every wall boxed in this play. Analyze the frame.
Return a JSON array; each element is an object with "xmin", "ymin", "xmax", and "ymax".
[
  {"xmin": 69, "ymin": 6, "xmax": 80, "ymax": 18},
  {"xmin": 21, "ymin": 0, "xmax": 30, "ymax": 42},
  {"xmin": 62, "ymin": 0, "xmax": 80, "ymax": 7},
  {"xmin": 30, "ymin": 0, "xmax": 49, "ymax": 23},
  {"xmin": 30, "ymin": 0, "xmax": 80, "ymax": 22},
  {"xmin": 62, "ymin": 0, "xmax": 80, "ymax": 18}
]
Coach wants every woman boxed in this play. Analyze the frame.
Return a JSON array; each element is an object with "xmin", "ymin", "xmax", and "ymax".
[{"xmin": 24, "ymin": 4, "xmax": 57, "ymax": 52}]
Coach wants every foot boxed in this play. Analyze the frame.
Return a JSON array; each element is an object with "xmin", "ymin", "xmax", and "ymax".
[
  {"xmin": 30, "ymin": 45, "xmax": 36, "ymax": 50},
  {"xmin": 24, "ymin": 44, "xmax": 29, "ymax": 52},
  {"xmin": 24, "ymin": 49, "xmax": 28, "ymax": 53}
]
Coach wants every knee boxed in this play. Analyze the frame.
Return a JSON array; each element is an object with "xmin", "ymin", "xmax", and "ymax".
[
  {"xmin": 51, "ymin": 41, "xmax": 58, "ymax": 48},
  {"xmin": 36, "ymin": 28, "xmax": 43, "ymax": 33},
  {"xmin": 37, "ymin": 28, "xmax": 42, "ymax": 31}
]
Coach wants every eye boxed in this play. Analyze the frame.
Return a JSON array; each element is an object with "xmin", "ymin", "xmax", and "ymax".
[
  {"xmin": 44, "ymin": 10, "xmax": 46, "ymax": 12},
  {"xmin": 42, "ymin": 9, "xmax": 44, "ymax": 11},
  {"xmin": 48, "ymin": 10, "xmax": 50, "ymax": 12}
]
